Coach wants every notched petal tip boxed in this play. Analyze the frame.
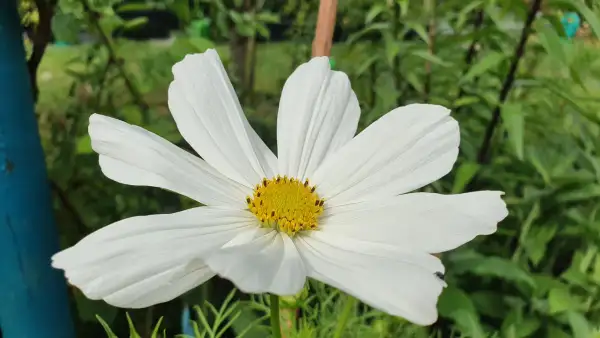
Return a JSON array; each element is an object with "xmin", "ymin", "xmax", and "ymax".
[
  {"xmin": 171, "ymin": 48, "xmax": 221, "ymax": 75},
  {"xmin": 50, "ymin": 250, "xmax": 67, "ymax": 269},
  {"xmin": 489, "ymin": 190, "xmax": 510, "ymax": 222}
]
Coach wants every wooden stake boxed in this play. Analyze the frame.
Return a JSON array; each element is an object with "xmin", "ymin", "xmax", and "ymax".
[{"xmin": 312, "ymin": 0, "xmax": 338, "ymax": 57}]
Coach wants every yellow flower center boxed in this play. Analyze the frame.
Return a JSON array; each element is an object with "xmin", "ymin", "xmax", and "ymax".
[{"xmin": 247, "ymin": 176, "xmax": 324, "ymax": 236}]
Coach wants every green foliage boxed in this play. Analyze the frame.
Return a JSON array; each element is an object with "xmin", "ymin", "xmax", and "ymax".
[
  {"xmin": 27, "ymin": 0, "xmax": 600, "ymax": 336},
  {"xmin": 98, "ymin": 285, "xmax": 432, "ymax": 338}
]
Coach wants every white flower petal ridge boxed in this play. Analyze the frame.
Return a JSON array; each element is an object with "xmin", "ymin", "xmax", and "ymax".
[{"xmin": 52, "ymin": 49, "xmax": 508, "ymax": 327}]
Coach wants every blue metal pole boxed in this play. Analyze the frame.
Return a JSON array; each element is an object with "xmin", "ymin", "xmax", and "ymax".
[{"xmin": 0, "ymin": 2, "xmax": 75, "ymax": 337}]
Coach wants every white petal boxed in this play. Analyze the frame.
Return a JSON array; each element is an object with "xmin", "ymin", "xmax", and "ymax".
[
  {"xmin": 296, "ymin": 231, "xmax": 445, "ymax": 326},
  {"xmin": 206, "ymin": 229, "xmax": 306, "ymax": 295},
  {"xmin": 312, "ymin": 104, "xmax": 459, "ymax": 206},
  {"xmin": 52, "ymin": 207, "xmax": 256, "ymax": 307},
  {"xmin": 321, "ymin": 191, "xmax": 507, "ymax": 253},
  {"xmin": 169, "ymin": 49, "xmax": 277, "ymax": 187},
  {"xmin": 89, "ymin": 114, "xmax": 250, "ymax": 208},
  {"xmin": 104, "ymin": 261, "xmax": 214, "ymax": 308},
  {"xmin": 277, "ymin": 57, "xmax": 360, "ymax": 180}
]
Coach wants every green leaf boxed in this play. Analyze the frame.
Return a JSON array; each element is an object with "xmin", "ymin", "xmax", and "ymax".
[
  {"xmin": 409, "ymin": 50, "xmax": 451, "ymax": 67},
  {"xmin": 405, "ymin": 22, "xmax": 430, "ymax": 44},
  {"xmin": 502, "ymin": 102, "xmax": 525, "ymax": 160},
  {"xmin": 404, "ymin": 71, "xmax": 424, "ymax": 94},
  {"xmin": 255, "ymin": 23, "xmax": 270, "ymax": 39},
  {"xmin": 502, "ymin": 310, "xmax": 541, "ymax": 338},
  {"xmin": 347, "ymin": 23, "xmax": 390, "ymax": 45},
  {"xmin": 453, "ymin": 96, "xmax": 480, "ymax": 108},
  {"xmin": 231, "ymin": 307, "xmax": 269, "ymax": 338},
  {"xmin": 461, "ymin": 52, "xmax": 505, "ymax": 83},
  {"xmin": 120, "ymin": 105, "xmax": 143, "ymax": 125},
  {"xmin": 229, "ymin": 10, "xmax": 244, "ymax": 25},
  {"xmin": 117, "ymin": 3, "xmax": 164, "ymax": 12},
  {"xmin": 354, "ymin": 55, "xmax": 379, "ymax": 77},
  {"xmin": 385, "ymin": 40, "xmax": 402, "ymax": 65},
  {"xmin": 76, "ymin": 135, "xmax": 93, "ymax": 154},
  {"xmin": 524, "ymin": 224, "xmax": 557, "ymax": 266},
  {"xmin": 548, "ymin": 288, "xmax": 582, "ymax": 314},
  {"xmin": 547, "ymin": 325, "xmax": 572, "ymax": 338},
  {"xmin": 256, "ymin": 11, "xmax": 280, "ymax": 24},
  {"xmin": 567, "ymin": 311, "xmax": 591, "ymax": 338},
  {"xmin": 51, "ymin": 13, "xmax": 81, "ymax": 44},
  {"xmin": 96, "ymin": 315, "xmax": 118, "ymax": 338},
  {"xmin": 592, "ymin": 255, "xmax": 600, "ymax": 284},
  {"xmin": 397, "ymin": 0, "xmax": 409, "ymax": 17},
  {"xmin": 518, "ymin": 318, "xmax": 542, "ymax": 337},
  {"xmin": 532, "ymin": 275, "xmax": 565, "ymax": 297},
  {"xmin": 556, "ymin": 184, "xmax": 600, "ymax": 203},
  {"xmin": 122, "ymin": 17, "xmax": 149, "ymax": 31},
  {"xmin": 456, "ymin": 1, "xmax": 483, "ymax": 30},
  {"xmin": 151, "ymin": 317, "xmax": 164, "ymax": 338},
  {"xmin": 126, "ymin": 312, "xmax": 141, "ymax": 338},
  {"xmin": 527, "ymin": 147, "xmax": 551, "ymax": 184},
  {"xmin": 535, "ymin": 18, "xmax": 567, "ymax": 65},
  {"xmin": 451, "ymin": 162, "xmax": 480, "ymax": 193},
  {"xmin": 365, "ymin": 4, "xmax": 386, "ymax": 24},
  {"xmin": 189, "ymin": 37, "xmax": 216, "ymax": 52},
  {"xmin": 452, "ymin": 253, "xmax": 536, "ymax": 289},
  {"xmin": 438, "ymin": 287, "xmax": 486, "ymax": 337},
  {"xmin": 470, "ymin": 291, "xmax": 507, "ymax": 318}
]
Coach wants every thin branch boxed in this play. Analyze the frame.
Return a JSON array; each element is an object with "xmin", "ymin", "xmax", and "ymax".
[
  {"xmin": 423, "ymin": 0, "xmax": 436, "ymax": 103},
  {"xmin": 476, "ymin": 0, "xmax": 543, "ymax": 164},
  {"xmin": 50, "ymin": 180, "xmax": 88, "ymax": 241},
  {"xmin": 453, "ymin": 9, "xmax": 485, "ymax": 111},
  {"xmin": 27, "ymin": 0, "xmax": 57, "ymax": 103},
  {"xmin": 464, "ymin": 9, "xmax": 485, "ymax": 65},
  {"xmin": 312, "ymin": 0, "xmax": 338, "ymax": 57},
  {"xmin": 390, "ymin": 1, "xmax": 403, "ymax": 106},
  {"xmin": 79, "ymin": 0, "xmax": 149, "ymax": 116}
]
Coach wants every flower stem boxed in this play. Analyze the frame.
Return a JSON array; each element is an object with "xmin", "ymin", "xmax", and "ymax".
[
  {"xmin": 270, "ymin": 294, "xmax": 282, "ymax": 338},
  {"xmin": 333, "ymin": 295, "xmax": 356, "ymax": 338}
]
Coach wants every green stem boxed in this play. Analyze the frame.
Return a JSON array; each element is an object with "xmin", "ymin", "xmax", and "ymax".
[
  {"xmin": 333, "ymin": 295, "xmax": 356, "ymax": 338},
  {"xmin": 270, "ymin": 294, "xmax": 282, "ymax": 338}
]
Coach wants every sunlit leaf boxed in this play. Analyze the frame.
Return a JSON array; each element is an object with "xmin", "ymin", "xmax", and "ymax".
[
  {"xmin": 548, "ymin": 288, "xmax": 583, "ymax": 314},
  {"xmin": 365, "ymin": 4, "xmax": 386, "ymax": 24},
  {"xmin": 451, "ymin": 161, "xmax": 480, "ymax": 193},
  {"xmin": 502, "ymin": 102, "xmax": 525, "ymax": 160},
  {"xmin": 535, "ymin": 18, "xmax": 567, "ymax": 65},
  {"xmin": 567, "ymin": 311, "xmax": 591, "ymax": 338},
  {"xmin": 76, "ymin": 134, "xmax": 93, "ymax": 154},
  {"xmin": 461, "ymin": 51, "xmax": 505, "ymax": 83},
  {"xmin": 122, "ymin": 17, "xmax": 149, "ymax": 31},
  {"xmin": 409, "ymin": 49, "xmax": 451, "ymax": 67}
]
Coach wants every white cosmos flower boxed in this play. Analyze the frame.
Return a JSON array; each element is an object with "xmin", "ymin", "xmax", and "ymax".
[{"xmin": 51, "ymin": 49, "xmax": 508, "ymax": 326}]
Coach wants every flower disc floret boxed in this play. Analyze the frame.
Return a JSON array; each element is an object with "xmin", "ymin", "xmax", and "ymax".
[{"xmin": 247, "ymin": 176, "xmax": 324, "ymax": 236}]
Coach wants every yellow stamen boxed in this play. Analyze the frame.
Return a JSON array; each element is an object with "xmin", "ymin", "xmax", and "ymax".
[{"xmin": 247, "ymin": 176, "xmax": 324, "ymax": 236}]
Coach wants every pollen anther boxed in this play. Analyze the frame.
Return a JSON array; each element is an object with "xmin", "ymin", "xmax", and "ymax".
[{"xmin": 247, "ymin": 176, "xmax": 324, "ymax": 236}]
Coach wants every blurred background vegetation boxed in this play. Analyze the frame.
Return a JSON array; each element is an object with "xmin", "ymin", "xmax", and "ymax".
[{"xmin": 14, "ymin": 0, "xmax": 600, "ymax": 336}]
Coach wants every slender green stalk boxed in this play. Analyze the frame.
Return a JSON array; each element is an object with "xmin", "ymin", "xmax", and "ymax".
[
  {"xmin": 270, "ymin": 294, "xmax": 282, "ymax": 338},
  {"xmin": 333, "ymin": 295, "xmax": 356, "ymax": 338}
]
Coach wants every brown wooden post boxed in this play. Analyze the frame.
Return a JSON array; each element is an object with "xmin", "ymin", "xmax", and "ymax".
[{"xmin": 312, "ymin": 0, "xmax": 338, "ymax": 57}]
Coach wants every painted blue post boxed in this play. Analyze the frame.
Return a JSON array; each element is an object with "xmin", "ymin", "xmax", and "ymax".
[{"xmin": 0, "ymin": 2, "xmax": 75, "ymax": 337}]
